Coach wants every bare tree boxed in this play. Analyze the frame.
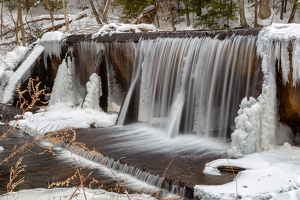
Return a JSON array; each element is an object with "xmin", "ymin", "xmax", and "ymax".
[
  {"xmin": 239, "ymin": 0, "xmax": 249, "ymax": 27},
  {"xmin": 62, "ymin": 0, "xmax": 69, "ymax": 30},
  {"xmin": 258, "ymin": 0, "xmax": 271, "ymax": 19},
  {"xmin": 288, "ymin": 0, "xmax": 300, "ymax": 23},
  {"xmin": 254, "ymin": 0, "xmax": 259, "ymax": 26},
  {"xmin": 18, "ymin": 0, "xmax": 26, "ymax": 46},
  {"xmin": 102, "ymin": 0, "xmax": 110, "ymax": 24},
  {"xmin": 89, "ymin": 0, "xmax": 103, "ymax": 25},
  {"xmin": 6, "ymin": 1, "xmax": 20, "ymax": 45},
  {"xmin": 1, "ymin": 0, "xmax": 3, "ymax": 40},
  {"xmin": 184, "ymin": 0, "xmax": 190, "ymax": 26},
  {"xmin": 45, "ymin": 0, "xmax": 55, "ymax": 31},
  {"xmin": 280, "ymin": 0, "xmax": 284, "ymax": 20},
  {"xmin": 169, "ymin": 0, "xmax": 176, "ymax": 31}
]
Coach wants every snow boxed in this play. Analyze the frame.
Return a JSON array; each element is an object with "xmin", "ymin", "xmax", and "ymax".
[
  {"xmin": 40, "ymin": 31, "xmax": 64, "ymax": 41},
  {"xmin": 10, "ymin": 102, "xmax": 117, "ymax": 137},
  {"xmin": 82, "ymin": 73, "xmax": 102, "ymax": 110},
  {"xmin": 196, "ymin": 144, "xmax": 300, "ymax": 199},
  {"xmin": 0, "ymin": 146, "xmax": 4, "ymax": 152},
  {"xmin": 92, "ymin": 23, "xmax": 157, "ymax": 38},
  {"xmin": 0, "ymin": 45, "xmax": 45, "ymax": 104},
  {"xmin": 1, "ymin": 187, "xmax": 155, "ymax": 200}
]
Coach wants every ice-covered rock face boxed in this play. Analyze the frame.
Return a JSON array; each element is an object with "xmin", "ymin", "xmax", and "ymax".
[{"xmin": 229, "ymin": 23, "xmax": 300, "ymax": 158}]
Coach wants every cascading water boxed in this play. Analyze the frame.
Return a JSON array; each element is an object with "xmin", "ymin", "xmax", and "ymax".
[{"xmin": 119, "ymin": 36, "xmax": 258, "ymax": 139}]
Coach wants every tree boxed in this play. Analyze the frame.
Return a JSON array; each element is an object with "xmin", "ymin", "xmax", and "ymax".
[
  {"xmin": 169, "ymin": 0, "xmax": 176, "ymax": 30},
  {"xmin": 288, "ymin": 0, "xmax": 300, "ymax": 23},
  {"xmin": 254, "ymin": 0, "xmax": 258, "ymax": 27},
  {"xmin": 17, "ymin": 0, "xmax": 25, "ymax": 46},
  {"xmin": 239, "ymin": 0, "xmax": 249, "ymax": 27},
  {"xmin": 258, "ymin": 0, "xmax": 271, "ymax": 19},
  {"xmin": 1, "ymin": 0, "xmax": 3, "ymax": 40},
  {"xmin": 62, "ymin": 0, "xmax": 69, "ymax": 30},
  {"xmin": 89, "ymin": 0, "xmax": 103, "ymax": 25},
  {"xmin": 45, "ymin": 0, "xmax": 55, "ymax": 31},
  {"xmin": 184, "ymin": 0, "xmax": 190, "ymax": 26},
  {"xmin": 112, "ymin": 0, "xmax": 151, "ymax": 22},
  {"xmin": 194, "ymin": 0, "xmax": 238, "ymax": 29},
  {"xmin": 102, "ymin": 0, "xmax": 110, "ymax": 23}
]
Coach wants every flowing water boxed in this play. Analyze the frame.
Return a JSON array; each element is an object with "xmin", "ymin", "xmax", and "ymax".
[
  {"xmin": 0, "ymin": 34, "xmax": 262, "ymax": 198},
  {"xmin": 118, "ymin": 36, "xmax": 258, "ymax": 140}
]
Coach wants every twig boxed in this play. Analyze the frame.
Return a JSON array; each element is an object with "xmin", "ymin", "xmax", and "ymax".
[{"xmin": 155, "ymin": 152, "xmax": 177, "ymax": 199}]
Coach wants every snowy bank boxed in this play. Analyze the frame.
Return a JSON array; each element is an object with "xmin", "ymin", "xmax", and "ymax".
[
  {"xmin": 9, "ymin": 102, "xmax": 117, "ymax": 137},
  {"xmin": 1, "ymin": 187, "xmax": 154, "ymax": 200},
  {"xmin": 196, "ymin": 143, "xmax": 300, "ymax": 199}
]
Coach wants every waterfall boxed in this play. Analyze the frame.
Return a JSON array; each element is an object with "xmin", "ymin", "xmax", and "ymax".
[{"xmin": 119, "ymin": 36, "xmax": 258, "ymax": 139}]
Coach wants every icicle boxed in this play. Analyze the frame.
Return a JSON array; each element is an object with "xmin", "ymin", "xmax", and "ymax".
[
  {"xmin": 280, "ymin": 40, "xmax": 290, "ymax": 84},
  {"xmin": 292, "ymin": 39, "xmax": 300, "ymax": 86}
]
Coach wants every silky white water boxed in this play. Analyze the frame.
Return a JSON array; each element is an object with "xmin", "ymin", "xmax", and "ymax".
[{"xmin": 119, "ymin": 36, "xmax": 257, "ymax": 139}]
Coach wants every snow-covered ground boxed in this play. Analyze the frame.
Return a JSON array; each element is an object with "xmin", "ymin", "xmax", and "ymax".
[
  {"xmin": 1, "ymin": 187, "xmax": 155, "ymax": 200},
  {"xmin": 196, "ymin": 143, "xmax": 300, "ymax": 199}
]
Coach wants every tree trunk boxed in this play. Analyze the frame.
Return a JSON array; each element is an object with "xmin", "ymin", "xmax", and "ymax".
[
  {"xmin": 89, "ymin": 0, "xmax": 103, "ymax": 25},
  {"xmin": 280, "ymin": 0, "xmax": 284, "ymax": 20},
  {"xmin": 254, "ymin": 0, "xmax": 258, "ymax": 26},
  {"xmin": 288, "ymin": 1, "xmax": 300, "ymax": 23},
  {"xmin": 102, "ymin": 0, "xmax": 110, "ymax": 24},
  {"xmin": 18, "ymin": 0, "xmax": 26, "ymax": 46},
  {"xmin": 169, "ymin": 0, "xmax": 176, "ymax": 31},
  {"xmin": 45, "ymin": 0, "xmax": 55, "ymax": 31},
  {"xmin": 1, "ymin": 0, "xmax": 3, "ymax": 40},
  {"xmin": 258, "ymin": 0, "xmax": 271, "ymax": 19},
  {"xmin": 62, "ymin": 0, "xmax": 69, "ymax": 30},
  {"xmin": 239, "ymin": 0, "xmax": 249, "ymax": 27},
  {"xmin": 284, "ymin": 0, "xmax": 287, "ymax": 13},
  {"xmin": 15, "ymin": 10, "xmax": 20, "ymax": 45},
  {"xmin": 154, "ymin": 0, "xmax": 160, "ymax": 28},
  {"xmin": 184, "ymin": 0, "xmax": 190, "ymax": 26}
]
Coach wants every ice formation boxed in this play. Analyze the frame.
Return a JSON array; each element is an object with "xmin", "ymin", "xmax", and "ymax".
[
  {"xmin": 49, "ymin": 56, "xmax": 83, "ymax": 106},
  {"xmin": 228, "ymin": 97, "xmax": 262, "ymax": 158},
  {"xmin": 1, "ymin": 45, "xmax": 45, "ymax": 104},
  {"xmin": 82, "ymin": 73, "xmax": 102, "ymax": 110},
  {"xmin": 0, "ymin": 46, "xmax": 28, "ymax": 102},
  {"xmin": 39, "ymin": 31, "xmax": 64, "ymax": 70},
  {"xmin": 229, "ymin": 23, "xmax": 300, "ymax": 158}
]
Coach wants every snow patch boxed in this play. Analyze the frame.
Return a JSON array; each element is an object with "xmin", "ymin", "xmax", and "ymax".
[
  {"xmin": 1, "ymin": 187, "xmax": 154, "ymax": 200},
  {"xmin": 92, "ymin": 23, "xmax": 157, "ymax": 38},
  {"xmin": 10, "ymin": 102, "xmax": 117, "ymax": 137},
  {"xmin": 0, "ymin": 146, "xmax": 4, "ymax": 152},
  {"xmin": 198, "ymin": 146, "xmax": 300, "ymax": 199}
]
